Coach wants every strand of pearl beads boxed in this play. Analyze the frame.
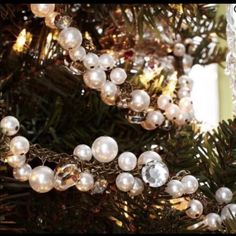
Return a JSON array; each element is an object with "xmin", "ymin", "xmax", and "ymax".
[
  {"xmin": 1, "ymin": 115, "xmax": 193, "ymax": 199},
  {"xmin": 190, "ymin": 186, "xmax": 235, "ymax": 232},
  {"xmin": 2, "ymin": 115, "xmax": 230, "ymax": 233},
  {"xmin": 30, "ymin": 4, "xmax": 195, "ymax": 130},
  {"xmin": 164, "ymin": 169, "xmax": 235, "ymax": 232},
  {"xmin": 1, "ymin": 115, "xmax": 167, "ymax": 196}
]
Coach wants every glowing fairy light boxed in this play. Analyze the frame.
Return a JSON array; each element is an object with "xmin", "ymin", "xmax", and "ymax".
[{"xmin": 13, "ymin": 29, "xmax": 32, "ymax": 52}]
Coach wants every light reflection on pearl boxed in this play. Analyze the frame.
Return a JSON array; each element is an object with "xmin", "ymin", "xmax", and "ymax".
[
  {"xmin": 129, "ymin": 90, "xmax": 150, "ymax": 112},
  {"xmin": 92, "ymin": 136, "xmax": 118, "ymax": 163},
  {"xmin": 29, "ymin": 166, "xmax": 54, "ymax": 193}
]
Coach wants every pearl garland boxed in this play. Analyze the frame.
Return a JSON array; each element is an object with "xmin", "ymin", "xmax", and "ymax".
[
  {"xmin": 0, "ymin": 5, "xmax": 226, "ymax": 231},
  {"xmin": 164, "ymin": 170, "xmax": 236, "ymax": 231},
  {"xmin": 2, "ymin": 114, "xmax": 235, "ymax": 232},
  {"xmin": 29, "ymin": 4, "xmax": 195, "ymax": 130},
  {"xmin": 1, "ymin": 115, "xmax": 195, "ymax": 197}
]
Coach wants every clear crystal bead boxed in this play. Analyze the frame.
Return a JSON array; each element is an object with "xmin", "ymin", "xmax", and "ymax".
[
  {"xmin": 90, "ymin": 179, "xmax": 108, "ymax": 195},
  {"xmin": 55, "ymin": 15, "xmax": 72, "ymax": 30},
  {"xmin": 126, "ymin": 110, "xmax": 146, "ymax": 124},
  {"xmin": 160, "ymin": 119, "xmax": 172, "ymax": 131},
  {"xmin": 141, "ymin": 160, "xmax": 169, "ymax": 187},
  {"xmin": 68, "ymin": 61, "xmax": 85, "ymax": 75},
  {"xmin": 54, "ymin": 164, "xmax": 80, "ymax": 191}
]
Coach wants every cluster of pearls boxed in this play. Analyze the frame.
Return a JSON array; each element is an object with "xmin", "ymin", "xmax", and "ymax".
[
  {"xmin": 30, "ymin": 4, "xmax": 195, "ymax": 130},
  {"xmin": 74, "ymin": 136, "xmax": 149, "ymax": 196},
  {"xmin": 141, "ymin": 80, "xmax": 194, "ymax": 131},
  {"xmin": 164, "ymin": 172, "xmax": 236, "ymax": 232},
  {"xmin": 1, "ymin": 116, "xmax": 55, "ymax": 193},
  {"xmin": 199, "ymin": 187, "xmax": 235, "ymax": 231},
  {"xmin": 165, "ymin": 174, "xmax": 203, "ymax": 221},
  {"xmin": 165, "ymin": 174, "xmax": 199, "ymax": 198},
  {"xmin": 73, "ymin": 138, "xmax": 169, "ymax": 196}
]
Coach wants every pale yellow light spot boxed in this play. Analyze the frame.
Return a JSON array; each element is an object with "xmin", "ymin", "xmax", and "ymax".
[{"xmin": 13, "ymin": 29, "xmax": 32, "ymax": 52}]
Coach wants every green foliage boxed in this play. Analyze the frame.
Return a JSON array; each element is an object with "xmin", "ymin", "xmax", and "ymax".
[{"xmin": 194, "ymin": 119, "xmax": 236, "ymax": 233}]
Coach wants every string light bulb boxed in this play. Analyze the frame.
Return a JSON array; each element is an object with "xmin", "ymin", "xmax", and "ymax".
[{"xmin": 13, "ymin": 29, "xmax": 32, "ymax": 53}]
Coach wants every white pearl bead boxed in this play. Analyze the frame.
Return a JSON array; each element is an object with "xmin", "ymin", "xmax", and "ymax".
[
  {"xmin": 177, "ymin": 87, "xmax": 191, "ymax": 99},
  {"xmin": 92, "ymin": 136, "xmax": 118, "ymax": 163},
  {"xmin": 129, "ymin": 177, "xmax": 144, "ymax": 196},
  {"xmin": 173, "ymin": 43, "xmax": 186, "ymax": 57},
  {"xmin": 29, "ymin": 166, "xmax": 54, "ymax": 193},
  {"xmin": 0, "ymin": 116, "xmax": 20, "ymax": 136},
  {"xmin": 179, "ymin": 97, "xmax": 193, "ymax": 112},
  {"xmin": 129, "ymin": 90, "xmax": 150, "ymax": 112},
  {"xmin": 10, "ymin": 136, "xmax": 30, "ymax": 155},
  {"xmin": 140, "ymin": 121, "xmax": 156, "ymax": 130},
  {"xmin": 73, "ymin": 144, "xmax": 92, "ymax": 162},
  {"xmin": 138, "ymin": 151, "xmax": 162, "ymax": 166},
  {"xmin": 101, "ymin": 81, "xmax": 118, "ymax": 98},
  {"xmin": 186, "ymin": 199, "xmax": 203, "ymax": 219},
  {"xmin": 179, "ymin": 75, "xmax": 193, "ymax": 89},
  {"xmin": 118, "ymin": 152, "xmax": 137, "ymax": 171},
  {"xmin": 83, "ymin": 68, "xmax": 106, "ymax": 90},
  {"xmin": 157, "ymin": 95, "xmax": 172, "ymax": 110},
  {"xmin": 221, "ymin": 204, "xmax": 236, "ymax": 221},
  {"xmin": 175, "ymin": 111, "xmax": 192, "ymax": 126},
  {"xmin": 76, "ymin": 172, "xmax": 94, "ymax": 192},
  {"xmin": 110, "ymin": 68, "xmax": 127, "ymax": 85},
  {"xmin": 116, "ymin": 172, "xmax": 135, "ymax": 192},
  {"xmin": 205, "ymin": 213, "xmax": 222, "ymax": 231},
  {"xmin": 30, "ymin": 4, "xmax": 55, "ymax": 17},
  {"xmin": 165, "ymin": 180, "xmax": 185, "ymax": 198},
  {"xmin": 165, "ymin": 104, "xmax": 181, "ymax": 121},
  {"xmin": 145, "ymin": 110, "xmax": 165, "ymax": 127},
  {"xmin": 215, "ymin": 187, "xmax": 233, "ymax": 204},
  {"xmin": 7, "ymin": 155, "xmax": 26, "ymax": 168},
  {"xmin": 181, "ymin": 175, "xmax": 199, "ymax": 194},
  {"xmin": 99, "ymin": 54, "xmax": 115, "ymax": 70},
  {"xmin": 13, "ymin": 163, "xmax": 32, "ymax": 181},
  {"xmin": 45, "ymin": 12, "xmax": 59, "ymax": 29},
  {"xmin": 58, "ymin": 27, "xmax": 82, "ymax": 50},
  {"xmin": 69, "ymin": 46, "xmax": 86, "ymax": 62},
  {"xmin": 83, "ymin": 53, "xmax": 99, "ymax": 69}
]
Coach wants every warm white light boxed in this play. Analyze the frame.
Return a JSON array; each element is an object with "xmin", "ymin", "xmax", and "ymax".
[
  {"xmin": 13, "ymin": 29, "xmax": 32, "ymax": 52},
  {"xmin": 190, "ymin": 63, "xmax": 219, "ymax": 132}
]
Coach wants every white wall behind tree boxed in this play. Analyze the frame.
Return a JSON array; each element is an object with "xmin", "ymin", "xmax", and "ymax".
[{"xmin": 190, "ymin": 64, "xmax": 219, "ymax": 132}]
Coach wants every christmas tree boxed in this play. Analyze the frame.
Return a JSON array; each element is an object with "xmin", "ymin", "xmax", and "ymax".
[{"xmin": 0, "ymin": 3, "xmax": 235, "ymax": 233}]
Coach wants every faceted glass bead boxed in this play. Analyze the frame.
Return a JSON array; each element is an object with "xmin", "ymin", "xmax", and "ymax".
[
  {"xmin": 141, "ymin": 160, "xmax": 169, "ymax": 187},
  {"xmin": 55, "ymin": 15, "xmax": 72, "ymax": 30},
  {"xmin": 54, "ymin": 164, "xmax": 80, "ymax": 191}
]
